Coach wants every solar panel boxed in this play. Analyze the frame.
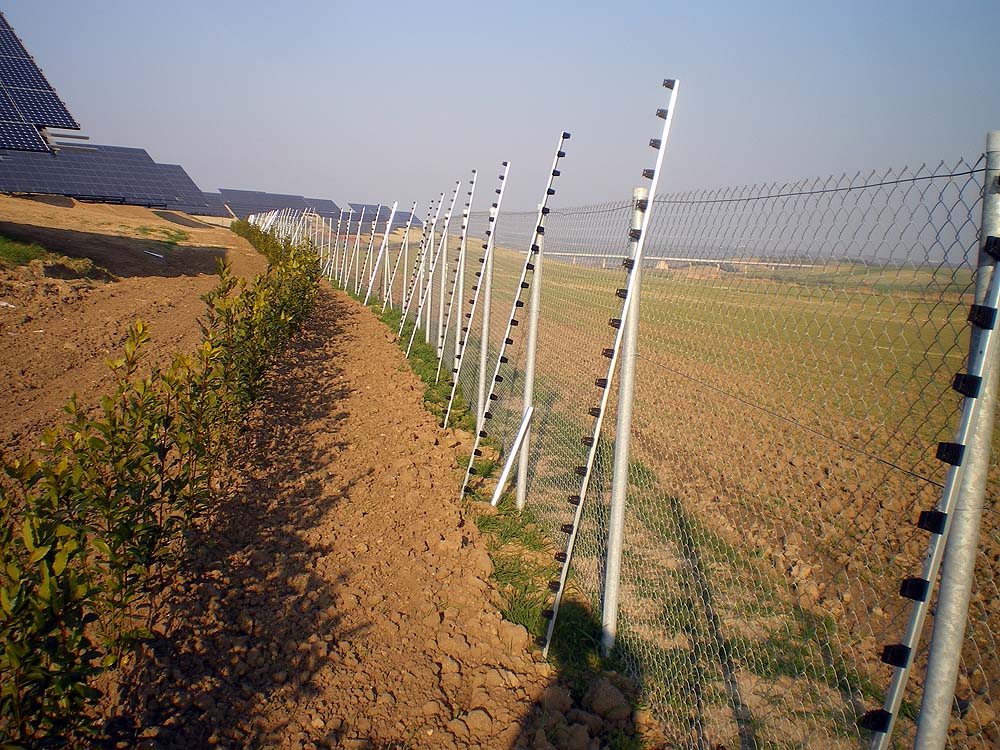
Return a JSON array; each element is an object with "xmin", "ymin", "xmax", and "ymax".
[
  {"xmin": 219, "ymin": 188, "xmax": 311, "ymax": 219},
  {"xmin": 199, "ymin": 192, "xmax": 231, "ymax": 218},
  {"xmin": 0, "ymin": 144, "xmax": 179, "ymax": 207},
  {"xmin": 0, "ymin": 11, "xmax": 80, "ymax": 152},
  {"xmin": 304, "ymin": 197, "xmax": 341, "ymax": 218}
]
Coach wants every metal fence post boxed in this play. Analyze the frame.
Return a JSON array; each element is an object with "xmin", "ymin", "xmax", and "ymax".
[
  {"xmin": 913, "ymin": 130, "xmax": 1000, "ymax": 750},
  {"xmin": 600, "ymin": 186, "xmax": 648, "ymax": 655},
  {"xmin": 515, "ymin": 204, "xmax": 545, "ymax": 511},
  {"xmin": 477, "ymin": 205, "xmax": 496, "ymax": 435}
]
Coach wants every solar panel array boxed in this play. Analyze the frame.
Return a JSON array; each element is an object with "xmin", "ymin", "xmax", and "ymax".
[
  {"xmin": 0, "ymin": 144, "xmax": 227, "ymax": 216},
  {"xmin": 200, "ymin": 192, "xmax": 232, "ymax": 218},
  {"xmin": 0, "ymin": 11, "xmax": 79, "ymax": 152},
  {"xmin": 219, "ymin": 188, "xmax": 342, "ymax": 220}
]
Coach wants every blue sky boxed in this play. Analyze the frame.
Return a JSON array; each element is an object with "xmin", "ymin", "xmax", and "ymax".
[{"xmin": 6, "ymin": 0, "xmax": 999, "ymax": 210}]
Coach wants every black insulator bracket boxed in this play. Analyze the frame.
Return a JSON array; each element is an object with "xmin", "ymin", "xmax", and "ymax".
[
  {"xmin": 900, "ymin": 576, "xmax": 930, "ymax": 602},
  {"xmin": 860, "ymin": 709, "xmax": 891, "ymax": 733},
  {"xmin": 953, "ymin": 372, "xmax": 982, "ymax": 398},
  {"xmin": 936, "ymin": 441, "xmax": 965, "ymax": 466},
  {"xmin": 616, "ymin": 288, "xmax": 628, "ymax": 299},
  {"xmin": 560, "ymin": 524, "xmax": 574, "ymax": 534},
  {"xmin": 968, "ymin": 304, "xmax": 997, "ymax": 330},
  {"xmin": 880, "ymin": 643, "xmax": 912, "ymax": 668},
  {"xmin": 588, "ymin": 407, "xmax": 601, "ymax": 417},
  {"xmin": 602, "ymin": 348, "xmax": 614, "ymax": 358},
  {"xmin": 609, "ymin": 318, "xmax": 622, "ymax": 329},
  {"xmin": 649, "ymin": 138, "xmax": 661, "ymax": 149},
  {"xmin": 984, "ymin": 235, "xmax": 1000, "ymax": 261},
  {"xmin": 628, "ymin": 228, "xmax": 642, "ymax": 241},
  {"xmin": 595, "ymin": 378, "xmax": 608, "ymax": 388},
  {"xmin": 642, "ymin": 168, "xmax": 655, "ymax": 179},
  {"xmin": 574, "ymin": 466, "xmax": 587, "ymax": 477},
  {"xmin": 918, "ymin": 509, "xmax": 947, "ymax": 534}
]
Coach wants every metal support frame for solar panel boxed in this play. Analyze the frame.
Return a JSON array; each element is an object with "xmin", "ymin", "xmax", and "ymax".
[
  {"xmin": 435, "ymin": 169, "xmax": 478, "ymax": 382},
  {"xmin": 404, "ymin": 180, "xmax": 462, "ymax": 357},
  {"xmin": 543, "ymin": 79, "xmax": 679, "ymax": 657},
  {"xmin": 443, "ymin": 161, "xmax": 511, "ymax": 427},
  {"xmin": 457, "ymin": 133, "xmax": 570, "ymax": 499}
]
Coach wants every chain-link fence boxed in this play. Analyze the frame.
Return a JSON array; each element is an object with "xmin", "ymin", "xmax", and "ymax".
[
  {"xmin": 301, "ymin": 153, "xmax": 997, "ymax": 748},
  {"xmin": 433, "ymin": 157, "xmax": 998, "ymax": 749}
]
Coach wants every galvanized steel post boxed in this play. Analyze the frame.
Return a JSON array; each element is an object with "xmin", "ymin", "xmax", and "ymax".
[
  {"xmin": 913, "ymin": 130, "xmax": 1000, "ymax": 750},
  {"xmin": 601, "ymin": 186, "xmax": 648, "ymax": 655}
]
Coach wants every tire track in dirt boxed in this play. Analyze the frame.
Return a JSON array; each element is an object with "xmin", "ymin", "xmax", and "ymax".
[{"xmin": 127, "ymin": 287, "xmax": 554, "ymax": 749}]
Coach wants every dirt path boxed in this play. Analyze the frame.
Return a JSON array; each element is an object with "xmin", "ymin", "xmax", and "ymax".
[{"xmin": 126, "ymin": 288, "xmax": 557, "ymax": 749}]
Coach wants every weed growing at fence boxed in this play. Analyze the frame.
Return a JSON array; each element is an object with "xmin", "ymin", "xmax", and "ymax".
[{"xmin": 0, "ymin": 220, "xmax": 319, "ymax": 746}]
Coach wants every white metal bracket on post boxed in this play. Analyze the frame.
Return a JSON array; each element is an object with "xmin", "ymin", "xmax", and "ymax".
[
  {"xmin": 436, "ymin": 170, "xmax": 479, "ymax": 382},
  {"xmin": 383, "ymin": 201, "xmax": 419, "ymax": 313},
  {"xmin": 405, "ymin": 181, "xmax": 462, "ymax": 357},
  {"xmin": 457, "ymin": 132, "xmax": 570, "ymax": 501},
  {"xmin": 364, "ymin": 201, "xmax": 398, "ymax": 305},
  {"xmin": 442, "ymin": 161, "xmax": 511, "ymax": 427},
  {"xmin": 543, "ymin": 79, "xmax": 681, "ymax": 658}
]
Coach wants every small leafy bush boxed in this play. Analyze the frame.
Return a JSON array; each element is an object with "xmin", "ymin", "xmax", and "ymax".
[{"xmin": 0, "ymin": 221, "xmax": 318, "ymax": 747}]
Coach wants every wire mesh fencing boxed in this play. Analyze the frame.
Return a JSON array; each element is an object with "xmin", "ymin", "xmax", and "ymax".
[{"xmin": 444, "ymin": 157, "xmax": 998, "ymax": 749}]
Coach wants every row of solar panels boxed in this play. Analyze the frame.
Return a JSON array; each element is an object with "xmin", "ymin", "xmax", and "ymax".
[
  {"xmin": 0, "ymin": 141, "xmax": 421, "ymax": 228},
  {"xmin": 221, "ymin": 190, "xmax": 422, "ymax": 229},
  {"xmin": 0, "ymin": 144, "xmax": 232, "ymax": 216}
]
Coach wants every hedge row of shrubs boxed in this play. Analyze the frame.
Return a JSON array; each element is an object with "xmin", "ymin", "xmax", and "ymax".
[{"xmin": 0, "ymin": 220, "xmax": 319, "ymax": 747}]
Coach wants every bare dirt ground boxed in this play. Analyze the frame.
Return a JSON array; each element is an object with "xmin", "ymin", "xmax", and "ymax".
[
  {"xmin": 0, "ymin": 195, "xmax": 266, "ymax": 456},
  {"xmin": 117, "ymin": 289, "xmax": 569, "ymax": 749}
]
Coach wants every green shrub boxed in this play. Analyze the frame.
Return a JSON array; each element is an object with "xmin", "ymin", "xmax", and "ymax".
[{"xmin": 0, "ymin": 222, "xmax": 319, "ymax": 747}]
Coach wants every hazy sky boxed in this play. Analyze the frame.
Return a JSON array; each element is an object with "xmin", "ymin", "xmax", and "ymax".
[{"xmin": 6, "ymin": 0, "xmax": 999, "ymax": 211}]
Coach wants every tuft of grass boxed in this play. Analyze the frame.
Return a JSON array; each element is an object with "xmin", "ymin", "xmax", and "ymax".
[
  {"xmin": 0, "ymin": 233, "xmax": 48, "ymax": 267},
  {"xmin": 135, "ymin": 226, "xmax": 189, "ymax": 246}
]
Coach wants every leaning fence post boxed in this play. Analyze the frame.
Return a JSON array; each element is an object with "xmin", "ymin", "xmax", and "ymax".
[
  {"xmin": 601, "ymin": 186, "xmax": 648, "ymax": 656},
  {"xmin": 913, "ymin": 130, "xmax": 1000, "ymax": 750}
]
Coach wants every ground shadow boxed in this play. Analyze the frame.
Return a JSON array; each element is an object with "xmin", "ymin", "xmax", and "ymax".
[
  {"xmin": 152, "ymin": 211, "xmax": 217, "ymax": 229},
  {"xmin": 20, "ymin": 194, "xmax": 75, "ymax": 208},
  {"xmin": 0, "ymin": 221, "xmax": 227, "ymax": 278},
  {"xmin": 105, "ymin": 293, "xmax": 371, "ymax": 748},
  {"xmin": 511, "ymin": 599, "xmax": 643, "ymax": 749}
]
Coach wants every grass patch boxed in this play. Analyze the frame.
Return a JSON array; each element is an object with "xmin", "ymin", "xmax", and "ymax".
[
  {"xmin": 0, "ymin": 233, "xmax": 48, "ymax": 267},
  {"xmin": 135, "ymin": 226, "xmax": 189, "ymax": 245}
]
